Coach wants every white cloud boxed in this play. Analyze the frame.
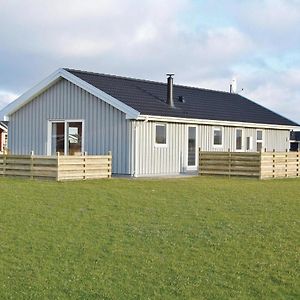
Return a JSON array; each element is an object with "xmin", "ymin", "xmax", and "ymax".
[
  {"xmin": 0, "ymin": 91, "xmax": 19, "ymax": 110},
  {"xmin": 239, "ymin": 67, "xmax": 300, "ymax": 123},
  {"xmin": 0, "ymin": 0, "xmax": 299, "ymax": 123}
]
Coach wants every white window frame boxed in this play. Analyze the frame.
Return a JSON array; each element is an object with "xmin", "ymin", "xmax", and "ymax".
[
  {"xmin": 246, "ymin": 136, "xmax": 253, "ymax": 151},
  {"xmin": 212, "ymin": 127, "xmax": 223, "ymax": 148},
  {"xmin": 154, "ymin": 123, "xmax": 168, "ymax": 147},
  {"xmin": 256, "ymin": 129, "xmax": 264, "ymax": 152},
  {"xmin": 235, "ymin": 128, "xmax": 244, "ymax": 151},
  {"xmin": 47, "ymin": 119, "xmax": 85, "ymax": 155},
  {"xmin": 186, "ymin": 125, "xmax": 198, "ymax": 170}
]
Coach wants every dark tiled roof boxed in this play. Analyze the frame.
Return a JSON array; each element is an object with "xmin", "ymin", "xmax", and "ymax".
[{"xmin": 65, "ymin": 68, "xmax": 298, "ymax": 126}]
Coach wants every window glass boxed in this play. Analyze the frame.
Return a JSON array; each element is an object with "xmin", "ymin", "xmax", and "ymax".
[
  {"xmin": 68, "ymin": 122, "xmax": 82, "ymax": 155},
  {"xmin": 246, "ymin": 137, "xmax": 252, "ymax": 151},
  {"xmin": 236, "ymin": 129, "xmax": 243, "ymax": 150},
  {"xmin": 213, "ymin": 128, "xmax": 222, "ymax": 146},
  {"xmin": 257, "ymin": 130, "xmax": 263, "ymax": 141},
  {"xmin": 188, "ymin": 127, "xmax": 196, "ymax": 166},
  {"xmin": 256, "ymin": 130, "xmax": 263, "ymax": 152},
  {"xmin": 51, "ymin": 122, "xmax": 65, "ymax": 155},
  {"xmin": 155, "ymin": 124, "xmax": 167, "ymax": 145},
  {"xmin": 257, "ymin": 142, "xmax": 263, "ymax": 152}
]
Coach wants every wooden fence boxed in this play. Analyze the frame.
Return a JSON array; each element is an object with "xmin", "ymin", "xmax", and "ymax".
[
  {"xmin": 199, "ymin": 150, "xmax": 300, "ymax": 179},
  {"xmin": 0, "ymin": 153, "xmax": 112, "ymax": 181},
  {"xmin": 260, "ymin": 151, "xmax": 300, "ymax": 179}
]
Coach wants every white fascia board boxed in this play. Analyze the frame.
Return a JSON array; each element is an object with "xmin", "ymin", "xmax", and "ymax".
[
  {"xmin": 0, "ymin": 68, "xmax": 140, "ymax": 120},
  {"xmin": 137, "ymin": 114, "xmax": 299, "ymax": 131}
]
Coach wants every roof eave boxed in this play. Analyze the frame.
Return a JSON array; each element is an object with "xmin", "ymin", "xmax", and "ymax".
[{"xmin": 137, "ymin": 114, "xmax": 300, "ymax": 130}]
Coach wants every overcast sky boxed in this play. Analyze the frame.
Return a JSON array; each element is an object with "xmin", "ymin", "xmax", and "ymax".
[{"xmin": 0, "ymin": 0, "xmax": 299, "ymax": 123}]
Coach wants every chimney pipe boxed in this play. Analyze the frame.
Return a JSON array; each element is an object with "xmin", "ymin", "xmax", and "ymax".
[
  {"xmin": 230, "ymin": 78, "xmax": 237, "ymax": 93},
  {"xmin": 166, "ymin": 73, "xmax": 175, "ymax": 107}
]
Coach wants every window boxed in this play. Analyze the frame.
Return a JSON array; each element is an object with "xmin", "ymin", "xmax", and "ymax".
[
  {"xmin": 213, "ymin": 127, "xmax": 223, "ymax": 146},
  {"xmin": 246, "ymin": 137, "xmax": 253, "ymax": 151},
  {"xmin": 187, "ymin": 126, "xmax": 196, "ymax": 166},
  {"xmin": 50, "ymin": 120, "xmax": 83, "ymax": 155},
  {"xmin": 256, "ymin": 130, "xmax": 263, "ymax": 152},
  {"xmin": 236, "ymin": 129, "xmax": 243, "ymax": 150},
  {"xmin": 155, "ymin": 124, "xmax": 167, "ymax": 145}
]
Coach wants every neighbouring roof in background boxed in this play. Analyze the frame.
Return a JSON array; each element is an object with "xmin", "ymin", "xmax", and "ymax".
[
  {"xmin": 0, "ymin": 121, "xmax": 8, "ymax": 130},
  {"xmin": 65, "ymin": 68, "xmax": 298, "ymax": 126}
]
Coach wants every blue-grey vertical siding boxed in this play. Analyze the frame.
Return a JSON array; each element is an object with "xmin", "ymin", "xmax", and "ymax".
[
  {"xmin": 132, "ymin": 121, "xmax": 290, "ymax": 176},
  {"xmin": 8, "ymin": 79, "xmax": 133, "ymax": 175}
]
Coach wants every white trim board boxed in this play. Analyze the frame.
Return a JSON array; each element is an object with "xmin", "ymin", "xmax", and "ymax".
[
  {"xmin": 0, "ymin": 68, "xmax": 140, "ymax": 121},
  {"xmin": 137, "ymin": 115, "xmax": 299, "ymax": 131}
]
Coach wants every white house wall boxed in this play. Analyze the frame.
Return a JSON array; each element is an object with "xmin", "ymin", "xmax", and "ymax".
[
  {"xmin": 8, "ymin": 78, "xmax": 133, "ymax": 175},
  {"xmin": 132, "ymin": 120, "xmax": 290, "ymax": 176}
]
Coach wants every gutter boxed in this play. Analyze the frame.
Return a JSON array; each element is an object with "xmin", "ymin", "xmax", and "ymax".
[{"xmin": 137, "ymin": 114, "xmax": 299, "ymax": 131}]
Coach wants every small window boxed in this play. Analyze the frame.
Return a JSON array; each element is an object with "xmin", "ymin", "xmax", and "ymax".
[
  {"xmin": 246, "ymin": 137, "xmax": 253, "ymax": 151},
  {"xmin": 256, "ymin": 130, "xmax": 263, "ymax": 152},
  {"xmin": 257, "ymin": 130, "xmax": 263, "ymax": 141},
  {"xmin": 236, "ymin": 129, "xmax": 243, "ymax": 150},
  {"xmin": 213, "ymin": 127, "xmax": 223, "ymax": 146},
  {"xmin": 155, "ymin": 124, "xmax": 167, "ymax": 145}
]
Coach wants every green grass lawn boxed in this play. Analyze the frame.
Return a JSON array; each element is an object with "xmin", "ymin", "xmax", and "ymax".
[{"xmin": 0, "ymin": 176, "xmax": 299, "ymax": 299}]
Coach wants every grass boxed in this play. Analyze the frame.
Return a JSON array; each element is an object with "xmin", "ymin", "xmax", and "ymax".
[{"xmin": 0, "ymin": 176, "xmax": 299, "ymax": 299}]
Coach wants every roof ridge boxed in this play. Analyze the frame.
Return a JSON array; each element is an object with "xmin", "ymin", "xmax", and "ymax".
[{"xmin": 64, "ymin": 68, "xmax": 233, "ymax": 95}]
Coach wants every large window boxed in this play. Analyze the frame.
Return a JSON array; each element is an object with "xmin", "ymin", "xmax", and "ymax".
[
  {"xmin": 235, "ymin": 129, "xmax": 243, "ymax": 150},
  {"xmin": 155, "ymin": 124, "xmax": 167, "ymax": 146},
  {"xmin": 256, "ymin": 130, "xmax": 263, "ymax": 152},
  {"xmin": 50, "ymin": 120, "xmax": 83, "ymax": 155},
  {"xmin": 213, "ymin": 127, "xmax": 223, "ymax": 147}
]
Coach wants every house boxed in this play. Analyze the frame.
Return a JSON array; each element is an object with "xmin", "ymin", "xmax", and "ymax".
[
  {"xmin": 0, "ymin": 121, "xmax": 8, "ymax": 153},
  {"xmin": 0, "ymin": 68, "xmax": 298, "ymax": 176}
]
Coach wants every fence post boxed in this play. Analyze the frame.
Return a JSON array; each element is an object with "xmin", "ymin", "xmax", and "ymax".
[
  {"xmin": 228, "ymin": 148, "xmax": 231, "ymax": 178},
  {"xmin": 297, "ymin": 149, "xmax": 299, "ymax": 178},
  {"xmin": 272, "ymin": 149, "xmax": 275, "ymax": 178},
  {"xmin": 83, "ymin": 151, "xmax": 87, "ymax": 180},
  {"xmin": 30, "ymin": 150, "xmax": 34, "ymax": 180},
  {"xmin": 108, "ymin": 151, "xmax": 112, "ymax": 178},
  {"xmin": 285, "ymin": 149, "xmax": 288, "ymax": 178},
  {"xmin": 3, "ymin": 153, "xmax": 6, "ymax": 177},
  {"xmin": 259, "ymin": 151, "xmax": 262, "ymax": 180},
  {"xmin": 56, "ymin": 152, "xmax": 60, "ymax": 181},
  {"xmin": 199, "ymin": 147, "xmax": 201, "ymax": 176}
]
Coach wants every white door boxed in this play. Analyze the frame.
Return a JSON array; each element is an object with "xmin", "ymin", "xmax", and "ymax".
[{"xmin": 187, "ymin": 126, "xmax": 198, "ymax": 171}]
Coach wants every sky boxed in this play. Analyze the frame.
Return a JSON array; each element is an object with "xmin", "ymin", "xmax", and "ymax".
[{"xmin": 0, "ymin": 0, "xmax": 299, "ymax": 123}]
